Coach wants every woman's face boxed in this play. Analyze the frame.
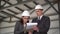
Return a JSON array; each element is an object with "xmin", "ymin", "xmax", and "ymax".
[{"xmin": 22, "ymin": 16, "xmax": 29, "ymax": 24}]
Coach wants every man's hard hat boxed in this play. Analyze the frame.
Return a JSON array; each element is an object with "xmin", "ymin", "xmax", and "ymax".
[
  {"xmin": 21, "ymin": 10, "xmax": 30, "ymax": 16},
  {"xmin": 35, "ymin": 5, "xmax": 43, "ymax": 9}
]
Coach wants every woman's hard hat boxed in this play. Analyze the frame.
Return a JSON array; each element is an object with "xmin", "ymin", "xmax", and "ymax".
[{"xmin": 21, "ymin": 10, "xmax": 30, "ymax": 16}]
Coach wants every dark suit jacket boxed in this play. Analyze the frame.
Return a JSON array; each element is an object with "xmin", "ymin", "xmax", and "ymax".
[
  {"xmin": 32, "ymin": 16, "xmax": 50, "ymax": 34},
  {"xmin": 14, "ymin": 21, "xmax": 28, "ymax": 34}
]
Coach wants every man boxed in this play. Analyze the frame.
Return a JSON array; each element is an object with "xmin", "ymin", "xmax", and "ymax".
[{"xmin": 32, "ymin": 5, "xmax": 50, "ymax": 34}]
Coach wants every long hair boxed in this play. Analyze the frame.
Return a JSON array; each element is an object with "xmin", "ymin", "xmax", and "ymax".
[{"xmin": 20, "ymin": 18, "xmax": 29, "ymax": 25}]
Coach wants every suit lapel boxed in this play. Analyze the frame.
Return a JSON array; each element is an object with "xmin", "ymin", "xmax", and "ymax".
[{"xmin": 40, "ymin": 16, "xmax": 44, "ymax": 21}]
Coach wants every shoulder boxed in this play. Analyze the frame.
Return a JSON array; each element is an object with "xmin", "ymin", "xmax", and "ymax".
[
  {"xmin": 32, "ymin": 17, "xmax": 37, "ymax": 22},
  {"xmin": 16, "ymin": 20, "xmax": 22, "ymax": 25},
  {"xmin": 43, "ymin": 15, "xmax": 50, "ymax": 18},
  {"xmin": 16, "ymin": 21, "xmax": 20, "ymax": 24},
  {"xmin": 32, "ymin": 17, "xmax": 37, "ymax": 19},
  {"xmin": 43, "ymin": 15, "xmax": 50, "ymax": 20}
]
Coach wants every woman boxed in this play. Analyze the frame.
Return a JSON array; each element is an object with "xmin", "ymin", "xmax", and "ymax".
[{"xmin": 14, "ymin": 10, "xmax": 32, "ymax": 34}]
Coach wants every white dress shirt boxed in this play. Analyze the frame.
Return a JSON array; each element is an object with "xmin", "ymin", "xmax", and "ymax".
[{"xmin": 38, "ymin": 15, "xmax": 43, "ymax": 20}]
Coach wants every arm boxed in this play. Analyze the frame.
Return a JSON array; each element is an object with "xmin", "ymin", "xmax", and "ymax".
[
  {"xmin": 14, "ymin": 22, "xmax": 20, "ymax": 34},
  {"xmin": 28, "ymin": 30, "xmax": 33, "ymax": 34},
  {"xmin": 38, "ymin": 17, "xmax": 50, "ymax": 32},
  {"xmin": 32, "ymin": 18, "xmax": 39, "ymax": 31},
  {"xmin": 32, "ymin": 18, "xmax": 36, "ymax": 22},
  {"xmin": 14, "ymin": 21, "xmax": 24, "ymax": 34}
]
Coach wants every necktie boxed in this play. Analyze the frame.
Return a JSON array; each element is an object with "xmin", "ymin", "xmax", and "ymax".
[{"xmin": 38, "ymin": 16, "xmax": 40, "ymax": 20}]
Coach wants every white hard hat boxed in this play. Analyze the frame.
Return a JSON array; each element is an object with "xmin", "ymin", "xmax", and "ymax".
[
  {"xmin": 35, "ymin": 5, "xmax": 43, "ymax": 9},
  {"xmin": 21, "ymin": 10, "xmax": 30, "ymax": 17}
]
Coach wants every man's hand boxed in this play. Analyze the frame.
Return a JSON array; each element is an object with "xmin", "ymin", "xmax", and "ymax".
[
  {"xmin": 28, "ymin": 29, "xmax": 33, "ymax": 34},
  {"xmin": 32, "ymin": 26, "xmax": 39, "ymax": 31}
]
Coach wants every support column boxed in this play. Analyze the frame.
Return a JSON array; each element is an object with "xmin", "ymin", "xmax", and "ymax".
[{"xmin": 58, "ymin": 0, "xmax": 60, "ymax": 33}]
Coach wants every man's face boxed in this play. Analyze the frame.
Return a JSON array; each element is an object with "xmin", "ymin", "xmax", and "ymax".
[{"xmin": 35, "ymin": 9, "xmax": 43, "ymax": 16}]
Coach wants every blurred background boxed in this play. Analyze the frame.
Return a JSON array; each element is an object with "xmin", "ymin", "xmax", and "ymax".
[{"xmin": 0, "ymin": 0, "xmax": 60, "ymax": 34}]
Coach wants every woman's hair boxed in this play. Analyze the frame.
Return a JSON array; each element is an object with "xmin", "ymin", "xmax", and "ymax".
[{"xmin": 20, "ymin": 17, "xmax": 30, "ymax": 25}]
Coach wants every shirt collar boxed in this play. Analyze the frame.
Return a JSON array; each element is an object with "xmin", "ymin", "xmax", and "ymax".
[{"xmin": 38, "ymin": 15, "xmax": 43, "ymax": 20}]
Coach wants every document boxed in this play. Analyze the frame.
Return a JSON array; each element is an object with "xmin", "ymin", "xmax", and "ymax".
[{"xmin": 26, "ymin": 23, "xmax": 38, "ymax": 30}]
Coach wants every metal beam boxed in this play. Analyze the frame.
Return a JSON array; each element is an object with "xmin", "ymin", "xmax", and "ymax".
[
  {"xmin": 24, "ymin": 4, "xmax": 33, "ymax": 9},
  {"xmin": 0, "ymin": 0, "xmax": 57, "ymax": 22},
  {"xmin": 2, "ymin": 18, "xmax": 59, "ymax": 22},
  {"xmin": 0, "ymin": 16, "xmax": 6, "ymax": 22},
  {"xmin": 0, "ymin": 0, "xmax": 1, "ymax": 9},
  {"xmin": 0, "ymin": 0, "xmax": 33, "ymax": 22},
  {"xmin": 59, "ymin": 13, "xmax": 60, "ymax": 34},
  {"xmin": 3, "ymin": 0, "xmax": 13, "ymax": 5},
  {"xmin": 44, "ymin": 0, "xmax": 59, "ymax": 14},
  {"xmin": 58, "ymin": 0, "xmax": 60, "ymax": 33},
  {"xmin": 9, "ymin": 16, "xmax": 12, "ymax": 23},
  {"xmin": 31, "ymin": 1, "xmax": 57, "ymax": 15},
  {"xmin": 0, "ymin": 20, "xmax": 17, "ymax": 22},
  {"xmin": 0, "ymin": 16, "xmax": 6, "ymax": 20},
  {"xmin": 16, "ymin": 0, "xmax": 22, "ymax": 3},
  {"xmin": 51, "ymin": 19, "xmax": 59, "ymax": 21},
  {"xmin": 0, "ymin": 7, "xmax": 23, "ymax": 23},
  {"xmin": 33, "ymin": 1, "xmax": 38, "ymax": 5},
  {"xmin": 30, "ymin": 1, "xmax": 56, "ymax": 15},
  {"xmin": 0, "ymin": 16, "xmax": 6, "ymax": 18},
  {"xmin": 0, "ymin": 25, "xmax": 15, "ymax": 29},
  {"xmin": 7, "ymin": 9, "xmax": 18, "ymax": 14},
  {"xmin": 0, "ymin": 0, "xmax": 33, "ymax": 10},
  {"xmin": 30, "ymin": 9, "xmax": 35, "ymax": 14},
  {"xmin": 43, "ymin": 2, "xmax": 57, "ymax": 14},
  {"xmin": 0, "ymin": 25, "xmax": 59, "ymax": 29},
  {"xmin": 0, "ymin": 11, "xmax": 20, "ymax": 19},
  {"xmin": 30, "ymin": 2, "xmax": 48, "ymax": 15},
  {"xmin": 15, "ymin": 7, "xmax": 24, "ymax": 11},
  {"xmin": 44, "ymin": 13, "xmax": 58, "ymax": 16}
]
